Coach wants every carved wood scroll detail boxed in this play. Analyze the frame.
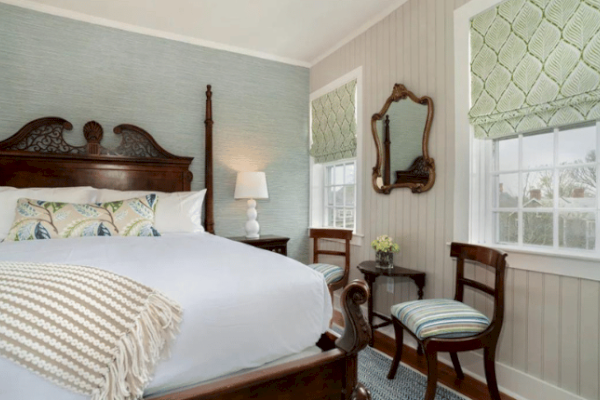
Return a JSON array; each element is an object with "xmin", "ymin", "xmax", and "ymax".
[
  {"xmin": 1, "ymin": 119, "xmax": 85, "ymax": 155},
  {"xmin": 0, "ymin": 117, "xmax": 188, "ymax": 160},
  {"xmin": 336, "ymin": 279, "xmax": 371, "ymax": 355}
]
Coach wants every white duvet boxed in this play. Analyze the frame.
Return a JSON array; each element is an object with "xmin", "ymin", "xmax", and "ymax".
[{"xmin": 0, "ymin": 233, "xmax": 332, "ymax": 399}]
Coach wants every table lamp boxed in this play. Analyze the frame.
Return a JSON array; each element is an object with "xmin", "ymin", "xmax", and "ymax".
[{"xmin": 234, "ymin": 171, "xmax": 269, "ymax": 238}]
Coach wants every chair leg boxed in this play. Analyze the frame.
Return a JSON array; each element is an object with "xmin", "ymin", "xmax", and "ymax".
[
  {"xmin": 484, "ymin": 344, "xmax": 501, "ymax": 400},
  {"xmin": 387, "ymin": 319, "xmax": 404, "ymax": 379},
  {"xmin": 450, "ymin": 352, "xmax": 464, "ymax": 380},
  {"xmin": 423, "ymin": 348, "xmax": 438, "ymax": 400}
]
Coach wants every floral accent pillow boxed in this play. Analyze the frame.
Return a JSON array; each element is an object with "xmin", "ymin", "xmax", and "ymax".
[{"xmin": 5, "ymin": 194, "xmax": 161, "ymax": 241}]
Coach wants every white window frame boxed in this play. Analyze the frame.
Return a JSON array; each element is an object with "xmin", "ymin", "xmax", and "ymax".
[
  {"xmin": 322, "ymin": 159, "xmax": 357, "ymax": 230},
  {"xmin": 454, "ymin": 0, "xmax": 600, "ymax": 281},
  {"xmin": 479, "ymin": 123, "xmax": 600, "ymax": 251},
  {"xmin": 309, "ymin": 67, "xmax": 363, "ymax": 246}
]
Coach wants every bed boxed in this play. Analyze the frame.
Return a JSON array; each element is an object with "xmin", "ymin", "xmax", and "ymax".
[{"xmin": 0, "ymin": 86, "xmax": 372, "ymax": 400}]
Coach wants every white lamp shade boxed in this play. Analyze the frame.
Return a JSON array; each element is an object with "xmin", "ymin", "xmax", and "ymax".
[{"xmin": 234, "ymin": 172, "xmax": 269, "ymax": 199}]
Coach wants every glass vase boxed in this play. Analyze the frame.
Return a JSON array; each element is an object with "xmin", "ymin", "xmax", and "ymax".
[{"xmin": 376, "ymin": 251, "xmax": 394, "ymax": 269}]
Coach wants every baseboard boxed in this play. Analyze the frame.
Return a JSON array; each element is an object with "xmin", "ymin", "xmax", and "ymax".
[
  {"xmin": 436, "ymin": 348, "xmax": 586, "ymax": 400},
  {"xmin": 333, "ymin": 296, "xmax": 585, "ymax": 400}
]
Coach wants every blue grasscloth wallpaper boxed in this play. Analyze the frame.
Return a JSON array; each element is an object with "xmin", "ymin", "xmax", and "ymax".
[{"xmin": 0, "ymin": 3, "xmax": 310, "ymax": 262}]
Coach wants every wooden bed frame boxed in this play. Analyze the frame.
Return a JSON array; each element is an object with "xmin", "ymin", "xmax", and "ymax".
[{"xmin": 0, "ymin": 85, "xmax": 372, "ymax": 400}]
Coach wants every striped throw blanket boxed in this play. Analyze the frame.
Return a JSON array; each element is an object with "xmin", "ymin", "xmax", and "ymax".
[{"xmin": 0, "ymin": 261, "xmax": 182, "ymax": 400}]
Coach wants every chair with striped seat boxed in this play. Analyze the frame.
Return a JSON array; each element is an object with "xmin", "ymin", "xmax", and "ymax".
[
  {"xmin": 387, "ymin": 242, "xmax": 507, "ymax": 400},
  {"xmin": 307, "ymin": 228, "xmax": 353, "ymax": 297}
]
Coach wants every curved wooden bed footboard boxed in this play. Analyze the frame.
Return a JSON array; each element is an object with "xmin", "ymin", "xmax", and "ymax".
[{"xmin": 148, "ymin": 280, "xmax": 372, "ymax": 400}]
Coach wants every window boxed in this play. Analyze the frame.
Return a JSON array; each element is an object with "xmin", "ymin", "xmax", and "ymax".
[
  {"xmin": 323, "ymin": 160, "xmax": 356, "ymax": 229},
  {"xmin": 309, "ymin": 68, "xmax": 362, "ymax": 241},
  {"xmin": 455, "ymin": 0, "xmax": 600, "ymax": 279},
  {"xmin": 488, "ymin": 122, "xmax": 599, "ymax": 253}
]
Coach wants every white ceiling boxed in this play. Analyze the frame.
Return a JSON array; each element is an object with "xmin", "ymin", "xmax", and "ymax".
[{"xmin": 5, "ymin": 0, "xmax": 409, "ymax": 67}]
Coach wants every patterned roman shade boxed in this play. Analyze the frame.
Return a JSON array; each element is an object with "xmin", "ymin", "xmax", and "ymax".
[
  {"xmin": 469, "ymin": 0, "xmax": 600, "ymax": 139},
  {"xmin": 311, "ymin": 79, "xmax": 357, "ymax": 163}
]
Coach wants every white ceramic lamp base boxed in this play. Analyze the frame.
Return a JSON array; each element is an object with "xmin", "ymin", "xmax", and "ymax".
[{"xmin": 244, "ymin": 198, "xmax": 260, "ymax": 239}]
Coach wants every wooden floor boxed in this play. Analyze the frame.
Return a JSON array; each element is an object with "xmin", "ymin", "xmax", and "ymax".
[{"xmin": 332, "ymin": 311, "xmax": 516, "ymax": 400}]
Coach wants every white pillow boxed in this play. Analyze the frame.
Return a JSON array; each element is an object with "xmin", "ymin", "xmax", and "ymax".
[
  {"xmin": 0, "ymin": 186, "xmax": 98, "ymax": 241},
  {"xmin": 95, "ymin": 189, "xmax": 206, "ymax": 233}
]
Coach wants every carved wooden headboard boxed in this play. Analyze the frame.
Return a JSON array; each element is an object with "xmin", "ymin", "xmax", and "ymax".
[{"xmin": 0, "ymin": 85, "xmax": 215, "ymax": 234}]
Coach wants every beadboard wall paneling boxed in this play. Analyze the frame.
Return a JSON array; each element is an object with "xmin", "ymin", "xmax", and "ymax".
[
  {"xmin": 310, "ymin": 0, "xmax": 600, "ymax": 398},
  {"xmin": 0, "ymin": 3, "xmax": 310, "ymax": 262}
]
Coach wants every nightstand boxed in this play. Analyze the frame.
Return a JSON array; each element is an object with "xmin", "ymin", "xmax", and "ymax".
[{"xmin": 227, "ymin": 235, "xmax": 290, "ymax": 256}]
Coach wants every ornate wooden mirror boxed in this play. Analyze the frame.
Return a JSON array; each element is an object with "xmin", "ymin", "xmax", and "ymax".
[{"xmin": 372, "ymin": 84, "xmax": 435, "ymax": 194}]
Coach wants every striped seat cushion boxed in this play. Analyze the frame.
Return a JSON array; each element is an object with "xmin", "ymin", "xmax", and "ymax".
[
  {"xmin": 308, "ymin": 263, "xmax": 344, "ymax": 285},
  {"xmin": 391, "ymin": 299, "xmax": 490, "ymax": 340}
]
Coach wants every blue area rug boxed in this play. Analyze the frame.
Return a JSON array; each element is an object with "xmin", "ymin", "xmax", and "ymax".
[{"xmin": 358, "ymin": 346, "xmax": 466, "ymax": 400}]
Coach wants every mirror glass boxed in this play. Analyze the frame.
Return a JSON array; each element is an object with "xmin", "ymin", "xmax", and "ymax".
[
  {"xmin": 386, "ymin": 100, "xmax": 428, "ymax": 173},
  {"xmin": 372, "ymin": 84, "xmax": 435, "ymax": 194}
]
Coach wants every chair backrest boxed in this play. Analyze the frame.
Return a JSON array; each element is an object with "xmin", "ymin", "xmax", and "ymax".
[
  {"xmin": 309, "ymin": 228, "xmax": 353, "ymax": 273},
  {"xmin": 450, "ymin": 242, "xmax": 507, "ymax": 331}
]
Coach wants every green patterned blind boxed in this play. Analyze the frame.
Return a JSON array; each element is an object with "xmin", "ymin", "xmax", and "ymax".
[
  {"xmin": 469, "ymin": 0, "xmax": 600, "ymax": 139},
  {"xmin": 311, "ymin": 79, "xmax": 357, "ymax": 163}
]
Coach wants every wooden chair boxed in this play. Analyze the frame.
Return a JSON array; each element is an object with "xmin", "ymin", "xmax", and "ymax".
[
  {"xmin": 387, "ymin": 242, "xmax": 507, "ymax": 400},
  {"xmin": 307, "ymin": 228, "xmax": 353, "ymax": 297}
]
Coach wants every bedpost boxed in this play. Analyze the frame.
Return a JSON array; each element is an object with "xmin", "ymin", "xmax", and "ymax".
[
  {"xmin": 336, "ymin": 279, "xmax": 371, "ymax": 354},
  {"xmin": 336, "ymin": 280, "xmax": 372, "ymax": 400},
  {"xmin": 205, "ymin": 85, "xmax": 215, "ymax": 234}
]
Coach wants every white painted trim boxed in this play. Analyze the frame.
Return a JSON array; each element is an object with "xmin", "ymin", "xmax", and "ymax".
[
  {"xmin": 453, "ymin": 1, "xmax": 474, "ymax": 243},
  {"xmin": 309, "ymin": 67, "xmax": 364, "ymax": 242},
  {"xmin": 436, "ymin": 344, "xmax": 587, "ymax": 400},
  {"xmin": 308, "ymin": 231, "xmax": 364, "ymax": 247},
  {"xmin": 309, "ymin": 0, "xmax": 409, "ymax": 66},
  {"xmin": 454, "ymin": 0, "xmax": 600, "ymax": 282},
  {"xmin": 0, "ymin": 0, "xmax": 311, "ymax": 68}
]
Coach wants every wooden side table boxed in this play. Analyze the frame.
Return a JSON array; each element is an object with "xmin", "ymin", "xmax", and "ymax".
[
  {"xmin": 357, "ymin": 261, "xmax": 426, "ymax": 344},
  {"xmin": 227, "ymin": 235, "xmax": 290, "ymax": 256}
]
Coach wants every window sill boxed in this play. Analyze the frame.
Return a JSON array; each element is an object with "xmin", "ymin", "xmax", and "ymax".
[
  {"xmin": 492, "ymin": 244, "xmax": 600, "ymax": 262},
  {"xmin": 447, "ymin": 242, "xmax": 600, "ymax": 282},
  {"xmin": 308, "ymin": 228, "xmax": 363, "ymax": 247}
]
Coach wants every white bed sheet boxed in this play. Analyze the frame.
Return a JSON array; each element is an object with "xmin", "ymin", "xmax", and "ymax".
[{"xmin": 0, "ymin": 233, "xmax": 332, "ymax": 400}]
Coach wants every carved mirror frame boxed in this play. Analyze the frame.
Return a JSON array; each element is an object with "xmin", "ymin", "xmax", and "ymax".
[{"xmin": 371, "ymin": 84, "xmax": 435, "ymax": 194}]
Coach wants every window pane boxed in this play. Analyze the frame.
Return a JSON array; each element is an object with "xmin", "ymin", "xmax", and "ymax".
[
  {"xmin": 332, "ymin": 186, "xmax": 344, "ymax": 206},
  {"xmin": 522, "ymin": 132, "xmax": 553, "ymax": 169},
  {"xmin": 345, "ymin": 162, "xmax": 355, "ymax": 184},
  {"xmin": 495, "ymin": 212, "xmax": 518, "ymax": 244},
  {"xmin": 558, "ymin": 125, "xmax": 596, "ymax": 166},
  {"xmin": 496, "ymin": 174, "xmax": 519, "ymax": 207},
  {"xmin": 326, "ymin": 166, "xmax": 334, "ymax": 186},
  {"xmin": 345, "ymin": 185, "xmax": 355, "ymax": 207},
  {"xmin": 327, "ymin": 187, "xmax": 334, "ymax": 206},
  {"xmin": 496, "ymin": 137, "xmax": 518, "ymax": 172},
  {"xmin": 345, "ymin": 209, "xmax": 355, "ymax": 230},
  {"xmin": 559, "ymin": 212, "xmax": 596, "ymax": 250},
  {"xmin": 558, "ymin": 167, "xmax": 596, "ymax": 208},
  {"xmin": 335, "ymin": 165, "xmax": 344, "ymax": 185},
  {"xmin": 326, "ymin": 207, "xmax": 334, "ymax": 227},
  {"xmin": 335, "ymin": 209, "xmax": 344, "ymax": 228},
  {"xmin": 523, "ymin": 212, "xmax": 553, "ymax": 246},
  {"xmin": 523, "ymin": 170, "xmax": 553, "ymax": 208}
]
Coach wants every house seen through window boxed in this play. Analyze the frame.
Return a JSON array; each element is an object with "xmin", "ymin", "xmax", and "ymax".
[{"xmin": 493, "ymin": 123, "xmax": 598, "ymax": 251}]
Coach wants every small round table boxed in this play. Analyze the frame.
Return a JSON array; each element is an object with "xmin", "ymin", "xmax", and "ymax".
[{"xmin": 357, "ymin": 261, "xmax": 426, "ymax": 344}]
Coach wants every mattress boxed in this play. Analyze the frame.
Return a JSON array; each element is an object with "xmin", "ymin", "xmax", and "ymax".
[{"xmin": 0, "ymin": 233, "xmax": 332, "ymax": 399}]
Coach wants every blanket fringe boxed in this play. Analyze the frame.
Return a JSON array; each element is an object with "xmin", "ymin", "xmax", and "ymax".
[{"xmin": 91, "ymin": 292, "xmax": 182, "ymax": 400}]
